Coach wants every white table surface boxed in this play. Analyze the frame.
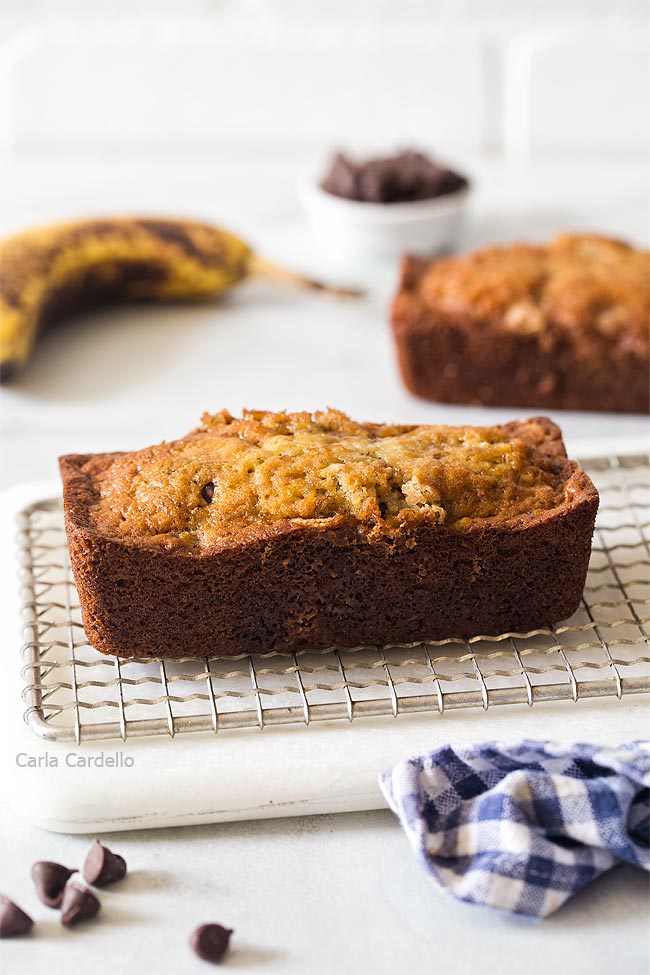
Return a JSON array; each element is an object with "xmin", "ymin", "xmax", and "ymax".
[{"xmin": 0, "ymin": 154, "xmax": 648, "ymax": 974}]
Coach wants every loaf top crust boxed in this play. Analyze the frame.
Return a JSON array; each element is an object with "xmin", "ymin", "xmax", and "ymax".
[
  {"xmin": 400, "ymin": 234, "xmax": 649, "ymax": 346},
  {"xmin": 60, "ymin": 410, "xmax": 596, "ymax": 553}
]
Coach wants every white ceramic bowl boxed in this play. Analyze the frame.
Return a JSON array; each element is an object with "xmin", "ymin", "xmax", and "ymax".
[{"xmin": 299, "ymin": 173, "xmax": 471, "ymax": 262}]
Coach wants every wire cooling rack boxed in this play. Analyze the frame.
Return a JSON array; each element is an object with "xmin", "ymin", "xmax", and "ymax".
[{"xmin": 17, "ymin": 453, "xmax": 650, "ymax": 744}]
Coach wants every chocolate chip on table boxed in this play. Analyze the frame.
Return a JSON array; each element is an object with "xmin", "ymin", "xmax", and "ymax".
[
  {"xmin": 190, "ymin": 924, "xmax": 233, "ymax": 964},
  {"xmin": 0, "ymin": 895, "xmax": 34, "ymax": 938},
  {"xmin": 60, "ymin": 882, "xmax": 101, "ymax": 927},
  {"xmin": 82, "ymin": 839, "xmax": 127, "ymax": 887},
  {"xmin": 31, "ymin": 861, "xmax": 77, "ymax": 908},
  {"xmin": 202, "ymin": 482, "xmax": 215, "ymax": 504}
]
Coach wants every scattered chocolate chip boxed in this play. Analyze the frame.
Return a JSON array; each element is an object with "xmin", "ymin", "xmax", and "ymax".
[
  {"xmin": 31, "ymin": 861, "xmax": 77, "ymax": 908},
  {"xmin": 202, "ymin": 482, "xmax": 215, "ymax": 504},
  {"xmin": 60, "ymin": 882, "xmax": 100, "ymax": 927},
  {"xmin": 82, "ymin": 839, "xmax": 127, "ymax": 887},
  {"xmin": 0, "ymin": 895, "xmax": 33, "ymax": 938},
  {"xmin": 190, "ymin": 923, "xmax": 233, "ymax": 964}
]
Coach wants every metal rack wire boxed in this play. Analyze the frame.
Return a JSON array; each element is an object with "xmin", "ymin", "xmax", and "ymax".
[{"xmin": 18, "ymin": 453, "xmax": 650, "ymax": 744}]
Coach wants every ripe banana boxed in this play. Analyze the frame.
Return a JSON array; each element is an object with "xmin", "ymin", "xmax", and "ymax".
[{"xmin": 0, "ymin": 217, "xmax": 361, "ymax": 381}]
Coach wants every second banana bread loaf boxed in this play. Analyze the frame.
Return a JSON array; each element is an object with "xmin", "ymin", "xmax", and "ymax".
[{"xmin": 391, "ymin": 234, "xmax": 649, "ymax": 413}]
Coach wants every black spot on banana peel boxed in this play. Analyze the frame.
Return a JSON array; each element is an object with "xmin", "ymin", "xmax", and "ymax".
[{"xmin": 0, "ymin": 217, "xmax": 363, "ymax": 381}]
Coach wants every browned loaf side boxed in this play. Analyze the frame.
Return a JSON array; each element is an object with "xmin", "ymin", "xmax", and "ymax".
[
  {"xmin": 60, "ymin": 410, "xmax": 599, "ymax": 659},
  {"xmin": 391, "ymin": 235, "xmax": 650, "ymax": 413}
]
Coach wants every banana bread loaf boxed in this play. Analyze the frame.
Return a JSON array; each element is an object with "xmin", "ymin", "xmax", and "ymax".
[
  {"xmin": 60, "ymin": 410, "xmax": 598, "ymax": 658},
  {"xmin": 391, "ymin": 234, "xmax": 649, "ymax": 413}
]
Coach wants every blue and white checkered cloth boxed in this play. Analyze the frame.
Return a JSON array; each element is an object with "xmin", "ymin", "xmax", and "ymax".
[{"xmin": 379, "ymin": 740, "xmax": 650, "ymax": 917}]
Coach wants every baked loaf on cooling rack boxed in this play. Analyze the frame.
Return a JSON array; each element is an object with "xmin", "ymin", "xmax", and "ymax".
[
  {"xmin": 60, "ymin": 410, "xmax": 599, "ymax": 659},
  {"xmin": 391, "ymin": 234, "xmax": 649, "ymax": 413}
]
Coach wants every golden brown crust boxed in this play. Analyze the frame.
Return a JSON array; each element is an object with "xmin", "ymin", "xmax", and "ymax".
[
  {"xmin": 413, "ymin": 234, "xmax": 649, "ymax": 343},
  {"xmin": 63, "ymin": 411, "xmax": 578, "ymax": 552}
]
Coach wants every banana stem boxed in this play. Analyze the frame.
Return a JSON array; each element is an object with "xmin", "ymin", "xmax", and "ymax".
[{"xmin": 250, "ymin": 255, "xmax": 364, "ymax": 298}]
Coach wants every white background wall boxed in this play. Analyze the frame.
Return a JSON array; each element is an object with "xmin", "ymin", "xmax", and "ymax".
[{"xmin": 0, "ymin": 0, "xmax": 648, "ymax": 160}]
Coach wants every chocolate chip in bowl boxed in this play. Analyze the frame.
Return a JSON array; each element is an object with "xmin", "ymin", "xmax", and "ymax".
[
  {"xmin": 301, "ymin": 147, "xmax": 471, "ymax": 261},
  {"xmin": 321, "ymin": 149, "xmax": 468, "ymax": 204}
]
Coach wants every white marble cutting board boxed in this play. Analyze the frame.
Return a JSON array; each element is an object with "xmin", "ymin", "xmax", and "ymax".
[{"xmin": 1, "ymin": 479, "xmax": 648, "ymax": 835}]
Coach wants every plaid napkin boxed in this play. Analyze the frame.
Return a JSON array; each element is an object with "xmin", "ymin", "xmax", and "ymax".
[{"xmin": 379, "ymin": 739, "xmax": 650, "ymax": 917}]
